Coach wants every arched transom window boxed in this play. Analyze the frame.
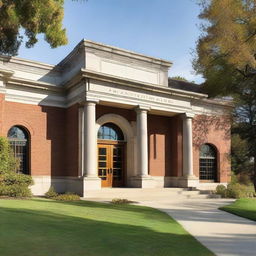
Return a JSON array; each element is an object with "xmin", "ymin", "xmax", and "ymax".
[
  {"xmin": 98, "ymin": 123, "xmax": 124, "ymax": 141},
  {"xmin": 199, "ymin": 144, "xmax": 217, "ymax": 181},
  {"xmin": 7, "ymin": 126, "xmax": 29, "ymax": 174}
]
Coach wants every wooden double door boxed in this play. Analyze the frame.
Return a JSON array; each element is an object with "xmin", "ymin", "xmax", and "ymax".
[{"xmin": 98, "ymin": 142, "xmax": 125, "ymax": 187}]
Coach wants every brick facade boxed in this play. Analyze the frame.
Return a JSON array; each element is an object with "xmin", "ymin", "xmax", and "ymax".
[
  {"xmin": 1, "ymin": 100, "xmax": 231, "ymax": 183},
  {"xmin": 193, "ymin": 115, "xmax": 231, "ymax": 183},
  {"xmin": 0, "ymin": 40, "xmax": 232, "ymax": 195},
  {"xmin": 1, "ymin": 98, "xmax": 79, "ymax": 177}
]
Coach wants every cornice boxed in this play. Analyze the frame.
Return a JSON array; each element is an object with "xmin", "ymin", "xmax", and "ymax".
[
  {"xmin": 0, "ymin": 55, "xmax": 59, "ymax": 71},
  {"xmin": 79, "ymin": 69, "xmax": 208, "ymax": 100},
  {"xmin": 0, "ymin": 68, "xmax": 14, "ymax": 78},
  {"xmin": 201, "ymin": 98, "xmax": 234, "ymax": 108},
  {"xmin": 6, "ymin": 76, "xmax": 64, "ymax": 93},
  {"xmin": 83, "ymin": 40, "xmax": 173, "ymax": 67}
]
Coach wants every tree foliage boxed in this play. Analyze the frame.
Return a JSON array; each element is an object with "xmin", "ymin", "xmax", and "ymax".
[
  {"xmin": 0, "ymin": 136, "xmax": 17, "ymax": 173},
  {"xmin": 169, "ymin": 76, "xmax": 189, "ymax": 82},
  {"xmin": 0, "ymin": 0, "xmax": 68, "ymax": 55},
  {"xmin": 231, "ymin": 133, "xmax": 253, "ymax": 176},
  {"xmin": 194, "ymin": 0, "xmax": 256, "ymax": 95},
  {"xmin": 194, "ymin": 0, "xmax": 256, "ymax": 190},
  {"xmin": 0, "ymin": 136, "xmax": 33, "ymax": 197}
]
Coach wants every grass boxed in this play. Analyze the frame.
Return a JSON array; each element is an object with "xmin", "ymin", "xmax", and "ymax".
[
  {"xmin": 0, "ymin": 198, "xmax": 214, "ymax": 256},
  {"xmin": 220, "ymin": 198, "xmax": 256, "ymax": 221}
]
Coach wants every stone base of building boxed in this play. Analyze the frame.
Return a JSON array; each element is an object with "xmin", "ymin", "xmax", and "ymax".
[
  {"xmin": 31, "ymin": 176, "xmax": 83, "ymax": 196},
  {"xmin": 82, "ymin": 176, "xmax": 101, "ymax": 196},
  {"xmin": 31, "ymin": 176, "xmax": 101, "ymax": 197},
  {"xmin": 30, "ymin": 175, "xmax": 226, "ymax": 196},
  {"xmin": 178, "ymin": 175, "xmax": 200, "ymax": 188},
  {"xmin": 129, "ymin": 175, "xmax": 156, "ymax": 188}
]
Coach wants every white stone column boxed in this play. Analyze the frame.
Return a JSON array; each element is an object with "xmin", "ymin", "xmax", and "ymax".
[
  {"xmin": 84, "ymin": 101, "xmax": 97, "ymax": 177},
  {"xmin": 182, "ymin": 113, "xmax": 195, "ymax": 177},
  {"xmin": 136, "ymin": 107, "xmax": 149, "ymax": 177},
  {"xmin": 78, "ymin": 107, "xmax": 84, "ymax": 177}
]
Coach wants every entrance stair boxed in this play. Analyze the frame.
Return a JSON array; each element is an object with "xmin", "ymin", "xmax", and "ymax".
[{"xmin": 83, "ymin": 188, "xmax": 219, "ymax": 202}]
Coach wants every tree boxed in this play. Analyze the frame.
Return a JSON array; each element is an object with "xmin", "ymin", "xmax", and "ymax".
[
  {"xmin": 0, "ymin": 137, "xmax": 17, "ymax": 173},
  {"xmin": 169, "ymin": 76, "xmax": 189, "ymax": 82},
  {"xmin": 0, "ymin": 136, "xmax": 33, "ymax": 197},
  {"xmin": 231, "ymin": 133, "xmax": 253, "ymax": 179},
  {"xmin": 194, "ymin": 0, "xmax": 256, "ymax": 190},
  {"xmin": 0, "ymin": 0, "xmax": 68, "ymax": 55}
]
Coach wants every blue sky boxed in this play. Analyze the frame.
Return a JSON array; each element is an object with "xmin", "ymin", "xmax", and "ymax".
[{"xmin": 18, "ymin": 0, "xmax": 203, "ymax": 83}]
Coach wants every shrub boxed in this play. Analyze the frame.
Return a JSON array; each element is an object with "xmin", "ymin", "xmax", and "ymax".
[
  {"xmin": 226, "ymin": 183, "xmax": 244, "ymax": 198},
  {"xmin": 1, "ymin": 172, "xmax": 33, "ymax": 186},
  {"xmin": 216, "ymin": 185, "xmax": 227, "ymax": 198},
  {"xmin": 0, "ymin": 172, "xmax": 33, "ymax": 198},
  {"xmin": 111, "ymin": 198, "xmax": 134, "ymax": 204},
  {"xmin": 237, "ymin": 172, "xmax": 252, "ymax": 185},
  {"xmin": 45, "ymin": 186, "xmax": 58, "ymax": 198},
  {"xmin": 0, "ymin": 137, "xmax": 18, "ymax": 174},
  {"xmin": 54, "ymin": 192, "xmax": 80, "ymax": 201},
  {"xmin": 0, "ymin": 137, "xmax": 33, "ymax": 198},
  {"xmin": 45, "ymin": 188, "xmax": 80, "ymax": 201},
  {"xmin": 0, "ymin": 184, "xmax": 32, "ymax": 197},
  {"xmin": 216, "ymin": 183, "xmax": 256, "ymax": 199}
]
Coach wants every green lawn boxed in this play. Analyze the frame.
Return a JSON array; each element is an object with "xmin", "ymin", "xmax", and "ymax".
[
  {"xmin": 0, "ymin": 198, "xmax": 213, "ymax": 256},
  {"xmin": 220, "ymin": 198, "xmax": 256, "ymax": 221}
]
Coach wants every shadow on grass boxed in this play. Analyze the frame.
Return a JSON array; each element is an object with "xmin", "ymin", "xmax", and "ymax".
[
  {"xmin": 0, "ymin": 200, "xmax": 213, "ymax": 256},
  {"xmin": 30, "ymin": 198, "xmax": 172, "ymax": 223}
]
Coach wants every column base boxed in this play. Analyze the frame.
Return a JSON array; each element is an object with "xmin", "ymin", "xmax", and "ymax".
[
  {"xmin": 179, "ymin": 175, "xmax": 199, "ymax": 188},
  {"xmin": 83, "ymin": 176, "xmax": 101, "ymax": 196},
  {"xmin": 129, "ymin": 175, "xmax": 156, "ymax": 188}
]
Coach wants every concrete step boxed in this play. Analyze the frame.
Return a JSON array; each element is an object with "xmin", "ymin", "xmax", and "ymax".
[{"xmin": 83, "ymin": 188, "xmax": 217, "ymax": 201}]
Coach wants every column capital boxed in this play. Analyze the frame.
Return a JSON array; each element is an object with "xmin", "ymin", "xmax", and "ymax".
[
  {"xmin": 135, "ymin": 105, "xmax": 151, "ymax": 113},
  {"xmin": 79, "ymin": 98, "xmax": 99, "ymax": 106},
  {"xmin": 182, "ymin": 112, "xmax": 195, "ymax": 119}
]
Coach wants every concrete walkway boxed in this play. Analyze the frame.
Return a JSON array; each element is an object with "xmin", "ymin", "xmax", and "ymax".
[
  {"xmin": 140, "ymin": 198, "xmax": 256, "ymax": 256},
  {"xmin": 84, "ymin": 188, "xmax": 256, "ymax": 255}
]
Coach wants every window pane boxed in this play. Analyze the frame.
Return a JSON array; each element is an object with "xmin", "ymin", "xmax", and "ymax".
[
  {"xmin": 8, "ymin": 126, "xmax": 27, "ymax": 140},
  {"xmin": 97, "ymin": 123, "xmax": 124, "ymax": 141},
  {"xmin": 99, "ymin": 148, "xmax": 107, "ymax": 155},
  {"xmin": 199, "ymin": 144, "xmax": 217, "ymax": 181},
  {"xmin": 7, "ymin": 126, "xmax": 29, "ymax": 175}
]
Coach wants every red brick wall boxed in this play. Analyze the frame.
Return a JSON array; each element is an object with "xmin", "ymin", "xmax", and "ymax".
[
  {"xmin": 65, "ymin": 104, "xmax": 79, "ymax": 176},
  {"xmin": 170, "ymin": 115, "xmax": 183, "ymax": 177},
  {"xmin": 96, "ymin": 105, "xmax": 136, "ymax": 122},
  {"xmin": 192, "ymin": 115, "xmax": 231, "ymax": 182},
  {"xmin": 148, "ymin": 115, "xmax": 171, "ymax": 176},
  {"xmin": 0, "ymin": 98, "xmax": 231, "ymax": 182},
  {"xmin": 0, "ymin": 94, "xmax": 5, "ymax": 135},
  {"xmin": 148, "ymin": 115, "xmax": 183, "ymax": 177},
  {"xmin": 1, "ymin": 100, "xmax": 79, "ymax": 177}
]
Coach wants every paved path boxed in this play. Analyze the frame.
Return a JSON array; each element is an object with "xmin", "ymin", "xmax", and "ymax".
[{"xmin": 139, "ymin": 199, "xmax": 256, "ymax": 256}]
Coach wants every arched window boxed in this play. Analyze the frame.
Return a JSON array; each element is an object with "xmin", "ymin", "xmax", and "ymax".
[
  {"xmin": 199, "ymin": 144, "xmax": 217, "ymax": 181},
  {"xmin": 98, "ymin": 123, "xmax": 124, "ymax": 141},
  {"xmin": 7, "ymin": 126, "xmax": 29, "ymax": 174}
]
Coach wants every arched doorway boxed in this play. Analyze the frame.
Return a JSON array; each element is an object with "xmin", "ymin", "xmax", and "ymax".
[
  {"xmin": 97, "ymin": 122, "xmax": 125, "ymax": 187},
  {"xmin": 199, "ymin": 144, "xmax": 217, "ymax": 182},
  {"xmin": 7, "ymin": 126, "xmax": 30, "ymax": 174}
]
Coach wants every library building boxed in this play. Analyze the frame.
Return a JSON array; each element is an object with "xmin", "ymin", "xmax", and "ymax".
[{"xmin": 0, "ymin": 40, "xmax": 231, "ymax": 196}]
